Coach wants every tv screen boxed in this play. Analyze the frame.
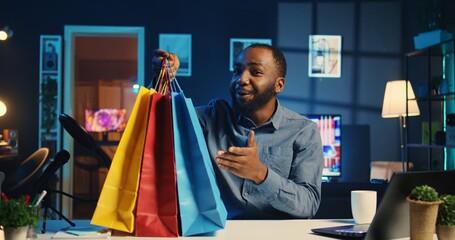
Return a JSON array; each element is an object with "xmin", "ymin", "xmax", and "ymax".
[
  {"xmin": 85, "ymin": 108, "xmax": 127, "ymax": 133},
  {"xmin": 306, "ymin": 114, "xmax": 341, "ymax": 178}
]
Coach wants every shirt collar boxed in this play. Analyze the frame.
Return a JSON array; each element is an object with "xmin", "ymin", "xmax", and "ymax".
[{"xmin": 236, "ymin": 99, "xmax": 284, "ymax": 130}]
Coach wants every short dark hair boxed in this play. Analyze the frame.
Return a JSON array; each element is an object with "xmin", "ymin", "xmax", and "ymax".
[{"xmin": 245, "ymin": 43, "xmax": 287, "ymax": 78}]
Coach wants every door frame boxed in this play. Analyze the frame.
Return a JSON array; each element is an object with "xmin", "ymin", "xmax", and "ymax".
[{"xmin": 63, "ymin": 25, "xmax": 145, "ymax": 218}]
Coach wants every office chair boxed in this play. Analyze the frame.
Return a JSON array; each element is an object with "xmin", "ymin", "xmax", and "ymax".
[
  {"xmin": 3, "ymin": 148, "xmax": 49, "ymax": 198},
  {"xmin": 58, "ymin": 113, "xmax": 111, "ymax": 169}
]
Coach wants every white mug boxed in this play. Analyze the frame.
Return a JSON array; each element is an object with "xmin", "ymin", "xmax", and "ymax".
[{"xmin": 351, "ymin": 190, "xmax": 377, "ymax": 224}]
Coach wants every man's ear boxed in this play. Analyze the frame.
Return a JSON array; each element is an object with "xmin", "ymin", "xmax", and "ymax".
[{"xmin": 275, "ymin": 77, "xmax": 285, "ymax": 93}]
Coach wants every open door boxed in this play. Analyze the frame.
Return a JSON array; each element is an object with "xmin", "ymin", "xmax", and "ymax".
[{"xmin": 63, "ymin": 25, "xmax": 145, "ymax": 219}]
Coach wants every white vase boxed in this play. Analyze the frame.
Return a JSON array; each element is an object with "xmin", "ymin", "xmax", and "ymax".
[{"xmin": 3, "ymin": 226, "xmax": 28, "ymax": 240}]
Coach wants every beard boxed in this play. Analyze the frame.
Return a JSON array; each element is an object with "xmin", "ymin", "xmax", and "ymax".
[{"xmin": 231, "ymin": 82, "xmax": 277, "ymax": 117}]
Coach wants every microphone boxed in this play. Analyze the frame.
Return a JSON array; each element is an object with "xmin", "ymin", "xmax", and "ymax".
[{"xmin": 36, "ymin": 150, "xmax": 70, "ymax": 191}]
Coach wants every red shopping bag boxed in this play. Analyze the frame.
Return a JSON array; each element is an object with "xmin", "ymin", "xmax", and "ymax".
[{"xmin": 135, "ymin": 92, "xmax": 179, "ymax": 237}]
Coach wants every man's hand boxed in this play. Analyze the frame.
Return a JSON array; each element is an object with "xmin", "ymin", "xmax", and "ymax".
[
  {"xmin": 152, "ymin": 49, "xmax": 180, "ymax": 77},
  {"xmin": 216, "ymin": 131, "xmax": 268, "ymax": 184}
]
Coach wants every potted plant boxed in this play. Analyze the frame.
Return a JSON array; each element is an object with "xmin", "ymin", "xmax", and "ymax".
[
  {"xmin": 40, "ymin": 76, "xmax": 58, "ymax": 135},
  {"xmin": 436, "ymin": 194, "xmax": 455, "ymax": 240},
  {"xmin": 0, "ymin": 196, "xmax": 38, "ymax": 240},
  {"xmin": 40, "ymin": 76, "xmax": 58, "ymax": 156},
  {"xmin": 407, "ymin": 185, "xmax": 443, "ymax": 240}
]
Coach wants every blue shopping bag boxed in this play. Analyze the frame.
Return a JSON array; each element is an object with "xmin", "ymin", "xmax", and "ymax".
[{"xmin": 171, "ymin": 88, "xmax": 227, "ymax": 236}]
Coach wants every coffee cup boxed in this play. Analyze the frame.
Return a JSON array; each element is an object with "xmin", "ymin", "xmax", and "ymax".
[{"xmin": 351, "ymin": 190, "xmax": 377, "ymax": 224}]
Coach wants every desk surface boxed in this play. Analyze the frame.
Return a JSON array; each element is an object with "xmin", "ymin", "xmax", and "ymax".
[{"xmin": 36, "ymin": 219, "xmax": 425, "ymax": 240}]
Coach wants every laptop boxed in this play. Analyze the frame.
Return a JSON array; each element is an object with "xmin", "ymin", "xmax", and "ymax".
[{"xmin": 312, "ymin": 170, "xmax": 455, "ymax": 239}]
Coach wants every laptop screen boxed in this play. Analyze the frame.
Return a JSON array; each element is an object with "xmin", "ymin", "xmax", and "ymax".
[
  {"xmin": 366, "ymin": 170, "xmax": 455, "ymax": 240},
  {"xmin": 312, "ymin": 170, "xmax": 455, "ymax": 239}
]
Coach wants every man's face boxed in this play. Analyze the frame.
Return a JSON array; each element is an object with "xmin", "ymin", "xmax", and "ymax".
[{"xmin": 230, "ymin": 47, "xmax": 280, "ymax": 115}]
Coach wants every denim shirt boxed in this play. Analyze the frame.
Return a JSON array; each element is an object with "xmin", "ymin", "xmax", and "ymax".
[{"xmin": 196, "ymin": 99, "xmax": 323, "ymax": 219}]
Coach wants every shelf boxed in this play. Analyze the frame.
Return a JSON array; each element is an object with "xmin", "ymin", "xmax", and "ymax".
[
  {"xmin": 407, "ymin": 143, "xmax": 455, "ymax": 149},
  {"xmin": 39, "ymin": 35, "xmax": 62, "ymax": 157},
  {"xmin": 405, "ymin": 39, "xmax": 455, "ymax": 171},
  {"xmin": 406, "ymin": 39, "xmax": 455, "ymax": 57},
  {"xmin": 41, "ymin": 70, "xmax": 59, "ymax": 74},
  {"xmin": 412, "ymin": 93, "xmax": 455, "ymax": 101}
]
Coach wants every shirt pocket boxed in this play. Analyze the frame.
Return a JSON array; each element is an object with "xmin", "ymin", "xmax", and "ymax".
[{"xmin": 263, "ymin": 146, "xmax": 293, "ymax": 178}]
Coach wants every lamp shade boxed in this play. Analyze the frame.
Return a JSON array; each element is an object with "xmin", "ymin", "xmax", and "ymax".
[{"xmin": 381, "ymin": 80, "xmax": 420, "ymax": 118}]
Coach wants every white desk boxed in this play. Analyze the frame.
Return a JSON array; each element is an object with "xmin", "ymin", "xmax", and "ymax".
[
  {"xmin": 37, "ymin": 219, "xmax": 432, "ymax": 240},
  {"xmin": 37, "ymin": 219, "xmax": 353, "ymax": 239}
]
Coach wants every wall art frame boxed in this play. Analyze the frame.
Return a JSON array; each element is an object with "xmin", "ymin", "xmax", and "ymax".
[
  {"xmin": 159, "ymin": 33, "xmax": 192, "ymax": 77},
  {"xmin": 308, "ymin": 35, "xmax": 342, "ymax": 78}
]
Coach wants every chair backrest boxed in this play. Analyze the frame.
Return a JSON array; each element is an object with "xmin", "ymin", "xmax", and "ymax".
[
  {"xmin": 3, "ymin": 148, "xmax": 49, "ymax": 197},
  {"xmin": 370, "ymin": 161, "xmax": 414, "ymax": 181}
]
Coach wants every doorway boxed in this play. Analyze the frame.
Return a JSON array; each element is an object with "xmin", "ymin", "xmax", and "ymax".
[{"xmin": 63, "ymin": 25, "xmax": 145, "ymax": 218}]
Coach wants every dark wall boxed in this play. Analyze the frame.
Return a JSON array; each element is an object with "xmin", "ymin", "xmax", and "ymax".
[
  {"xmin": 0, "ymin": 0, "xmax": 277, "ymax": 155},
  {"xmin": 0, "ymin": 0, "xmax": 454, "ymax": 168}
]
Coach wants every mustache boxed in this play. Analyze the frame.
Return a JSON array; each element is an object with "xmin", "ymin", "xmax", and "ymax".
[{"xmin": 234, "ymin": 87, "xmax": 255, "ymax": 95}]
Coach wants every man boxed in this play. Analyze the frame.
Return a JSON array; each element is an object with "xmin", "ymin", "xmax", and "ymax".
[{"xmin": 153, "ymin": 44, "xmax": 323, "ymax": 219}]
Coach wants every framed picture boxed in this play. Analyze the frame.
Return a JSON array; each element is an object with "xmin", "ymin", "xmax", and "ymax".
[
  {"xmin": 41, "ymin": 37, "xmax": 61, "ymax": 71},
  {"xmin": 229, "ymin": 38, "xmax": 272, "ymax": 71},
  {"xmin": 159, "ymin": 34, "xmax": 192, "ymax": 76},
  {"xmin": 308, "ymin": 35, "xmax": 342, "ymax": 78}
]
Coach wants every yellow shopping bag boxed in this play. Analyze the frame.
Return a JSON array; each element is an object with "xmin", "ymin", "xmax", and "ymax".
[{"xmin": 91, "ymin": 86, "xmax": 155, "ymax": 233}]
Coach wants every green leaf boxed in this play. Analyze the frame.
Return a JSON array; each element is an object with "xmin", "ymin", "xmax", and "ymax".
[
  {"xmin": 409, "ymin": 185, "xmax": 439, "ymax": 202},
  {"xmin": 0, "ymin": 196, "xmax": 38, "ymax": 229},
  {"xmin": 437, "ymin": 194, "xmax": 455, "ymax": 226}
]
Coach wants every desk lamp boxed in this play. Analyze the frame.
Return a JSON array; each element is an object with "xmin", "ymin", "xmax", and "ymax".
[{"xmin": 381, "ymin": 80, "xmax": 420, "ymax": 171}]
